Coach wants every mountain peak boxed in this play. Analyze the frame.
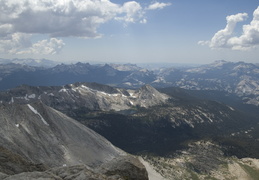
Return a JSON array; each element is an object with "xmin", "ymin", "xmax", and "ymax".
[
  {"xmin": 134, "ymin": 84, "xmax": 169, "ymax": 107},
  {"xmin": 214, "ymin": 60, "xmax": 228, "ymax": 63},
  {"xmin": 209, "ymin": 60, "xmax": 230, "ymax": 68},
  {"xmin": 139, "ymin": 84, "xmax": 156, "ymax": 92}
]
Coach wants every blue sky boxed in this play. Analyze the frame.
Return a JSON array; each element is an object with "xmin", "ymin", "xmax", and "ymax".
[{"xmin": 0, "ymin": 0, "xmax": 259, "ymax": 64}]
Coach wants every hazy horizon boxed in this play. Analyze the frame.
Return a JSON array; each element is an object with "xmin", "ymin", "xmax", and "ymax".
[{"xmin": 1, "ymin": 57, "xmax": 258, "ymax": 68}]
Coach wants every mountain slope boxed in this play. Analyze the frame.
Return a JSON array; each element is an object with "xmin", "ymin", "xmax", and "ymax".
[
  {"xmin": 0, "ymin": 102, "xmax": 124, "ymax": 168},
  {"xmin": 0, "ymin": 102, "xmax": 148, "ymax": 179}
]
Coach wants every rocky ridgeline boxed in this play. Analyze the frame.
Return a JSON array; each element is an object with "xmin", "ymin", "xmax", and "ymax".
[{"xmin": 0, "ymin": 83, "xmax": 169, "ymax": 112}]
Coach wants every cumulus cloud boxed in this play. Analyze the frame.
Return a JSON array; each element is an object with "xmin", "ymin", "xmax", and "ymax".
[
  {"xmin": 115, "ymin": 1, "xmax": 144, "ymax": 23},
  {"xmin": 147, "ymin": 2, "xmax": 172, "ymax": 10},
  {"xmin": 17, "ymin": 38, "xmax": 65, "ymax": 55},
  {"xmin": 228, "ymin": 7, "xmax": 259, "ymax": 50},
  {"xmin": 0, "ymin": 0, "xmax": 170, "ymax": 55},
  {"xmin": 0, "ymin": 33, "xmax": 32, "ymax": 54},
  {"xmin": 200, "ymin": 13, "xmax": 249, "ymax": 49},
  {"xmin": 199, "ymin": 6, "xmax": 259, "ymax": 51},
  {"xmin": 0, "ymin": 0, "xmax": 120, "ymax": 38},
  {"xmin": 0, "ymin": 33, "xmax": 64, "ymax": 55}
]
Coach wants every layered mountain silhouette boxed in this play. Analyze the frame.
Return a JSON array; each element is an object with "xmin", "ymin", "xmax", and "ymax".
[{"xmin": 0, "ymin": 60, "xmax": 258, "ymax": 106}]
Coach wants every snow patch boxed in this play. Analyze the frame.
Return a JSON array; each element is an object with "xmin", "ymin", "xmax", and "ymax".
[
  {"xmin": 27, "ymin": 104, "xmax": 49, "ymax": 126},
  {"xmin": 28, "ymin": 94, "xmax": 36, "ymax": 99},
  {"xmin": 24, "ymin": 95, "xmax": 29, "ymax": 101},
  {"xmin": 129, "ymin": 93, "xmax": 137, "ymax": 98},
  {"xmin": 80, "ymin": 85, "xmax": 96, "ymax": 94},
  {"xmin": 59, "ymin": 88, "xmax": 68, "ymax": 93},
  {"xmin": 197, "ymin": 109, "xmax": 213, "ymax": 123},
  {"xmin": 124, "ymin": 82, "xmax": 132, "ymax": 86},
  {"xmin": 9, "ymin": 97, "xmax": 14, "ymax": 104},
  {"xmin": 81, "ymin": 85, "xmax": 93, "ymax": 91},
  {"xmin": 99, "ymin": 91, "xmax": 121, "ymax": 97},
  {"xmin": 100, "ymin": 91, "xmax": 111, "ymax": 96},
  {"xmin": 153, "ymin": 76, "xmax": 166, "ymax": 83},
  {"xmin": 228, "ymin": 106, "xmax": 235, "ymax": 111}
]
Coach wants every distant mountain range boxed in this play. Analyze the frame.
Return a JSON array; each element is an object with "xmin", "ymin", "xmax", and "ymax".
[
  {"xmin": 156, "ymin": 60, "xmax": 259, "ymax": 106},
  {"xmin": 0, "ymin": 59, "xmax": 258, "ymax": 107},
  {"xmin": 0, "ymin": 61, "xmax": 157, "ymax": 91},
  {"xmin": 0, "ymin": 58, "xmax": 59, "ymax": 67}
]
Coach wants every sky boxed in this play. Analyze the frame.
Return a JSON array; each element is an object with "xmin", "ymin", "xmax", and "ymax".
[{"xmin": 0, "ymin": 0, "xmax": 259, "ymax": 64}]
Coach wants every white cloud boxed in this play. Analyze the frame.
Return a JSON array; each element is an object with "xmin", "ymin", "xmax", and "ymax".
[
  {"xmin": 18, "ymin": 38, "xmax": 65, "ymax": 55},
  {"xmin": 140, "ymin": 18, "xmax": 147, "ymax": 24},
  {"xmin": 210, "ymin": 13, "xmax": 248, "ymax": 49},
  {"xmin": 0, "ymin": 0, "xmax": 170, "ymax": 54},
  {"xmin": 147, "ymin": 2, "xmax": 172, "ymax": 10},
  {"xmin": 228, "ymin": 6, "xmax": 259, "ymax": 50},
  {"xmin": 0, "ymin": 33, "xmax": 32, "ymax": 54},
  {"xmin": 199, "ymin": 6, "xmax": 259, "ymax": 51},
  {"xmin": 197, "ymin": 40, "xmax": 209, "ymax": 46},
  {"xmin": 0, "ymin": 33, "xmax": 64, "ymax": 55},
  {"xmin": 115, "ymin": 1, "xmax": 143, "ymax": 23},
  {"xmin": 1, "ymin": 0, "xmax": 119, "ymax": 38}
]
